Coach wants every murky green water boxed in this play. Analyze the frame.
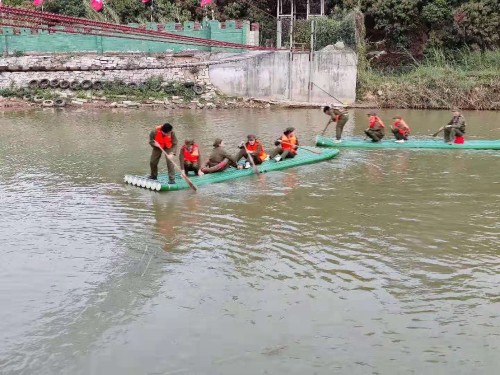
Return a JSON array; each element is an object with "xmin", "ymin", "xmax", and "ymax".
[{"xmin": 0, "ymin": 108, "xmax": 499, "ymax": 375}]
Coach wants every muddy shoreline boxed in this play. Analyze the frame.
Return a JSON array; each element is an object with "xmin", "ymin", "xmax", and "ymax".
[{"xmin": 0, "ymin": 95, "xmax": 383, "ymax": 112}]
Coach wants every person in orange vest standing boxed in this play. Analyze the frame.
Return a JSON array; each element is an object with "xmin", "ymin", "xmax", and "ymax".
[
  {"xmin": 391, "ymin": 116, "xmax": 411, "ymax": 143},
  {"xmin": 365, "ymin": 112, "xmax": 385, "ymax": 142},
  {"xmin": 236, "ymin": 134, "xmax": 269, "ymax": 168},
  {"xmin": 269, "ymin": 127, "xmax": 299, "ymax": 162},
  {"xmin": 148, "ymin": 122, "xmax": 178, "ymax": 184},
  {"xmin": 179, "ymin": 139, "xmax": 204, "ymax": 176}
]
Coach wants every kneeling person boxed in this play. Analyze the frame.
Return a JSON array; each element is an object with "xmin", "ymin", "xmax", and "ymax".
[
  {"xmin": 269, "ymin": 127, "xmax": 299, "ymax": 162},
  {"xmin": 391, "ymin": 116, "xmax": 410, "ymax": 142},
  {"xmin": 236, "ymin": 134, "xmax": 268, "ymax": 168},
  {"xmin": 365, "ymin": 113, "xmax": 385, "ymax": 142},
  {"xmin": 180, "ymin": 139, "xmax": 203, "ymax": 176},
  {"xmin": 201, "ymin": 138, "xmax": 239, "ymax": 174}
]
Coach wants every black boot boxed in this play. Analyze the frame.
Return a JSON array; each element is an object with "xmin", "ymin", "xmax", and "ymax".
[
  {"xmin": 148, "ymin": 175, "xmax": 157, "ymax": 180},
  {"xmin": 168, "ymin": 179, "xmax": 175, "ymax": 185}
]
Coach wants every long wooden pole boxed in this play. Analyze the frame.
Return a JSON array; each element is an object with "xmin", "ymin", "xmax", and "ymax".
[
  {"xmin": 243, "ymin": 143, "xmax": 259, "ymax": 174},
  {"xmin": 154, "ymin": 141, "xmax": 197, "ymax": 192},
  {"xmin": 432, "ymin": 126, "xmax": 445, "ymax": 137},
  {"xmin": 321, "ymin": 119, "xmax": 332, "ymax": 136},
  {"xmin": 279, "ymin": 141, "xmax": 321, "ymax": 154}
]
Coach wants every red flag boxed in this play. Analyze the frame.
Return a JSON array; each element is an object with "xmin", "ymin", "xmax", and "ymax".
[
  {"xmin": 33, "ymin": 0, "xmax": 44, "ymax": 6},
  {"xmin": 91, "ymin": 0, "xmax": 103, "ymax": 12},
  {"xmin": 200, "ymin": 0, "xmax": 213, "ymax": 6},
  {"xmin": 142, "ymin": 0, "xmax": 151, "ymax": 3}
]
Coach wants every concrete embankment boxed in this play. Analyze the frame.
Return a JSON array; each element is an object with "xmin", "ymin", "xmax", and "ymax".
[
  {"xmin": 0, "ymin": 49, "xmax": 358, "ymax": 108},
  {"xmin": 209, "ymin": 48, "xmax": 357, "ymax": 104}
]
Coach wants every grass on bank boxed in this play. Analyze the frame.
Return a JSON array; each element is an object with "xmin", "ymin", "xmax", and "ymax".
[{"xmin": 359, "ymin": 49, "xmax": 500, "ymax": 110}]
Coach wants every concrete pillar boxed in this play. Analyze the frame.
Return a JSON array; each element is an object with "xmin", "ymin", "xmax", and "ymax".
[{"xmin": 277, "ymin": 19, "xmax": 282, "ymax": 48}]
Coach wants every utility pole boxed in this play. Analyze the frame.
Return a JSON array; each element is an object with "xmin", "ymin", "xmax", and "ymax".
[
  {"xmin": 308, "ymin": 19, "xmax": 315, "ymax": 102},
  {"xmin": 276, "ymin": 0, "xmax": 282, "ymax": 48},
  {"xmin": 289, "ymin": 0, "xmax": 294, "ymax": 50}
]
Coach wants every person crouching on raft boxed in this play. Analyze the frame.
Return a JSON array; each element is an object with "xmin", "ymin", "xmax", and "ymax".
[
  {"xmin": 149, "ymin": 122, "xmax": 177, "ymax": 184},
  {"xmin": 323, "ymin": 105, "xmax": 349, "ymax": 142},
  {"xmin": 365, "ymin": 112, "xmax": 385, "ymax": 142},
  {"xmin": 180, "ymin": 139, "xmax": 204, "ymax": 177},
  {"xmin": 236, "ymin": 134, "xmax": 268, "ymax": 168},
  {"xmin": 269, "ymin": 127, "xmax": 299, "ymax": 162},
  {"xmin": 201, "ymin": 138, "xmax": 241, "ymax": 174},
  {"xmin": 444, "ymin": 109, "xmax": 466, "ymax": 144},
  {"xmin": 391, "ymin": 116, "xmax": 410, "ymax": 143}
]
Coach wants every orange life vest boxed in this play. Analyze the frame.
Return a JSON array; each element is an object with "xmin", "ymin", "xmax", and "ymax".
[
  {"xmin": 182, "ymin": 144, "xmax": 199, "ymax": 163},
  {"xmin": 393, "ymin": 119, "xmax": 410, "ymax": 136},
  {"xmin": 369, "ymin": 116, "xmax": 385, "ymax": 129},
  {"xmin": 154, "ymin": 125, "xmax": 173, "ymax": 149},
  {"xmin": 246, "ymin": 140, "xmax": 267, "ymax": 161},
  {"xmin": 281, "ymin": 134, "xmax": 298, "ymax": 154}
]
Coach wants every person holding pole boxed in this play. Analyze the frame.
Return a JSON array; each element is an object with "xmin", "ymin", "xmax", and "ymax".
[
  {"xmin": 322, "ymin": 105, "xmax": 349, "ymax": 142},
  {"xmin": 269, "ymin": 127, "xmax": 299, "ymax": 162},
  {"xmin": 235, "ymin": 134, "xmax": 268, "ymax": 169},
  {"xmin": 444, "ymin": 109, "xmax": 466, "ymax": 144},
  {"xmin": 148, "ymin": 122, "xmax": 177, "ymax": 184}
]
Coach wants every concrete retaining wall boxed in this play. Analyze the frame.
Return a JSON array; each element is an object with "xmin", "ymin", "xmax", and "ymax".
[
  {"xmin": 0, "ymin": 49, "xmax": 357, "ymax": 104},
  {"xmin": 0, "ymin": 54, "xmax": 215, "ymax": 100},
  {"xmin": 209, "ymin": 49, "xmax": 357, "ymax": 103}
]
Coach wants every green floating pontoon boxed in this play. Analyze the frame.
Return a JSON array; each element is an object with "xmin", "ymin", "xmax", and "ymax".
[
  {"xmin": 316, "ymin": 135, "xmax": 500, "ymax": 150},
  {"xmin": 124, "ymin": 147, "xmax": 339, "ymax": 191}
]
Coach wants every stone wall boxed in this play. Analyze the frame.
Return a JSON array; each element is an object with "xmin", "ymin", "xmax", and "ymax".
[{"xmin": 0, "ymin": 54, "xmax": 214, "ymax": 94}]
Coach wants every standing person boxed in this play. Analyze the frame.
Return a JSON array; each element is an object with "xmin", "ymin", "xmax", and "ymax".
[
  {"xmin": 235, "ymin": 134, "xmax": 268, "ymax": 168},
  {"xmin": 364, "ymin": 112, "xmax": 385, "ymax": 142},
  {"xmin": 444, "ymin": 109, "xmax": 466, "ymax": 144},
  {"xmin": 149, "ymin": 122, "xmax": 177, "ymax": 184},
  {"xmin": 201, "ymin": 138, "xmax": 241, "ymax": 174},
  {"xmin": 269, "ymin": 127, "xmax": 299, "ymax": 162},
  {"xmin": 179, "ymin": 139, "xmax": 204, "ymax": 177},
  {"xmin": 323, "ymin": 105, "xmax": 349, "ymax": 142},
  {"xmin": 391, "ymin": 116, "xmax": 411, "ymax": 143}
]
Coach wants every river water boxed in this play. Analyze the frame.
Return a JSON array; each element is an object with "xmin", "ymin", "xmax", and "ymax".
[{"xmin": 0, "ymin": 108, "xmax": 499, "ymax": 375}]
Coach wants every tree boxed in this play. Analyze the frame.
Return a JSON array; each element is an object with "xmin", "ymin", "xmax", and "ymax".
[
  {"xmin": 44, "ymin": 0, "xmax": 87, "ymax": 18},
  {"xmin": 453, "ymin": 0, "xmax": 500, "ymax": 50}
]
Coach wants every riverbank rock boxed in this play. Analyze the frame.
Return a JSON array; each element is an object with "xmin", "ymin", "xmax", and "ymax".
[{"xmin": 122, "ymin": 100, "xmax": 139, "ymax": 108}]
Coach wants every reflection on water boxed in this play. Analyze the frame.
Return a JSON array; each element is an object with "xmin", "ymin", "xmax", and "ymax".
[{"xmin": 0, "ymin": 108, "xmax": 499, "ymax": 374}]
